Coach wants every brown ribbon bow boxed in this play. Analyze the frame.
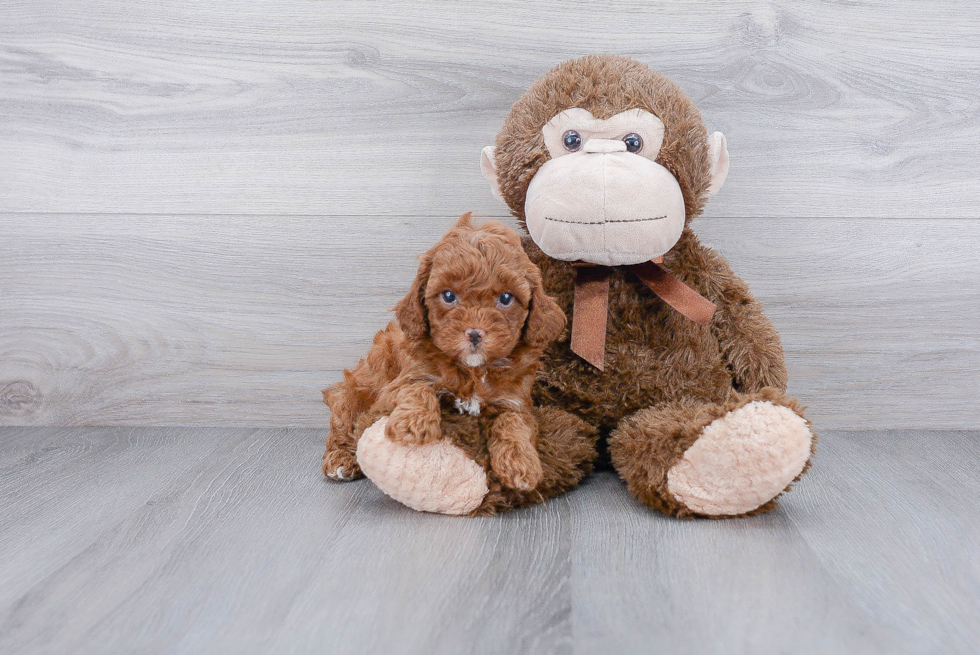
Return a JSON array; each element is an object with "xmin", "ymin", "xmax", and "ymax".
[{"xmin": 569, "ymin": 257, "xmax": 717, "ymax": 370}]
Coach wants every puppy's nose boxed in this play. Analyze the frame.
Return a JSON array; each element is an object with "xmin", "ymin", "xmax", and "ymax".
[{"xmin": 466, "ymin": 329, "xmax": 485, "ymax": 346}]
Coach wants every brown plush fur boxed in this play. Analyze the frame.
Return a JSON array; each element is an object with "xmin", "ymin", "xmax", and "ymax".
[
  {"xmin": 487, "ymin": 55, "xmax": 815, "ymax": 517},
  {"xmin": 494, "ymin": 55, "xmax": 714, "ymax": 231},
  {"xmin": 322, "ymin": 213, "xmax": 569, "ymax": 490},
  {"xmin": 527, "ymin": 230, "xmax": 789, "ymax": 433},
  {"xmin": 434, "ymin": 406, "xmax": 599, "ymax": 516},
  {"xmin": 608, "ymin": 388, "xmax": 815, "ymax": 519}
]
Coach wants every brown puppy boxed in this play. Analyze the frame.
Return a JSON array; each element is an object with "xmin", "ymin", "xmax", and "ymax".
[{"xmin": 322, "ymin": 213, "xmax": 566, "ymax": 491}]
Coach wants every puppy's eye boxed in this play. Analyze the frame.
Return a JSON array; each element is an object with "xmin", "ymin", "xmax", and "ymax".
[
  {"xmin": 497, "ymin": 292, "xmax": 515, "ymax": 307},
  {"xmin": 623, "ymin": 133, "xmax": 643, "ymax": 153},
  {"xmin": 440, "ymin": 290, "xmax": 458, "ymax": 305},
  {"xmin": 562, "ymin": 130, "xmax": 582, "ymax": 152}
]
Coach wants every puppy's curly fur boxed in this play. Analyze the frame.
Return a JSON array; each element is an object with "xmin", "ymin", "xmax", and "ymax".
[{"xmin": 322, "ymin": 213, "xmax": 566, "ymax": 490}]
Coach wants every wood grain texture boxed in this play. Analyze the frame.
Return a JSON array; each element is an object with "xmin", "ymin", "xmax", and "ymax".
[
  {"xmin": 1, "ymin": 0, "xmax": 979, "ymax": 217},
  {"xmin": 1, "ymin": 428, "xmax": 978, "ymax": 654},
  {"xmin": 0, "ymin": 427, "xmax": 236, "ymax": 610},
  {"xmin": 0, "ymin": 427, "xmax": 571, "ymax": 655},
  {"xmin": 787, "ymin": 431, "xmax": 980, "ymax": 654},
  {"xmin": 2, "ymin": 213, "xmax": 977, "ymax": 429},
  {"xmin": 266, "ymin": 485, "xmax": 572, "ymax": 655},
  {"xmin": 570, "ymin": 431, "xmax": 980, "ymax": 654},
  {"xmin": 569, "ymin": 477, "xmax": 902, "ymax": 654}
]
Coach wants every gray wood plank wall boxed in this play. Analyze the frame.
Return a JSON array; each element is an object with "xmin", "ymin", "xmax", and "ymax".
[{"xmin": 2, "ymin": 1, "xmax": 978, "ymax": 429}]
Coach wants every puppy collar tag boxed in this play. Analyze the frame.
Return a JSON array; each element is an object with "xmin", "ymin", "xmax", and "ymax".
[{"xmin": 569, "ymin": 257, "xmax": 716, "ymax": 370}]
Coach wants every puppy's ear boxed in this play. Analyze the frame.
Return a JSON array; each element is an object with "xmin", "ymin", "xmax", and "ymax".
[
  {"xmin": 454, "ymin": 211, "xmax": 474, "ymax": 229},
  {"xmin": 395, "ymin": 251, "xmax": 433, "ymax": 341},
  {"xmin": 523, "ymin": 268, "xmax": 566, "ymax": 349}
]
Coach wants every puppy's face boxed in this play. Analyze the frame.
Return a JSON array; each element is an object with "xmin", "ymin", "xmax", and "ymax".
[
  {"xmin": 426, "ymin": 248, "xmax": 531, "ymax": 367},
  {"xmin": 395, "ymin": 214, "xmax": 566, "ymax": 368}
]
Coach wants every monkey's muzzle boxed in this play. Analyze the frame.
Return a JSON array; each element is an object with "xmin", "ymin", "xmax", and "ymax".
[{"xmin": 524, "ymin": 148, "xmax": 686, "ymax": 266}]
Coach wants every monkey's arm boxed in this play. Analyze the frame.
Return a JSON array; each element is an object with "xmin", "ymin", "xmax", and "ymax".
[{"xmin": 708, "ymin": 260, "xmax": 788, "ymax": 394}]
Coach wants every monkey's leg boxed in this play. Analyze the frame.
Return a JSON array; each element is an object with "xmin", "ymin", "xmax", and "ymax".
[
  {"xmin": 355, "ymin": 414, "xmax": 489, "ymax": 515},
  {"xmin": 608, "ymin": 388, "xmax": 815, "ymax": 518},
  {"xmin": 355, "ymin": 407, "xmax": 598, "ymax": 516}
]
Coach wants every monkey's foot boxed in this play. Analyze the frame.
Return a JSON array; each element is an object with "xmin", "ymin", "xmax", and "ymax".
[
  {"xmin": 356, "ymin": 417, "xmax": 489, "ymax": 515},
  {"xmin": 667, "ymin": 401, "xmax": 813, "ymax": 516}
]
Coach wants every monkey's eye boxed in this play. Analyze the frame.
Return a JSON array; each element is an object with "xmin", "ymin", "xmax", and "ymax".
[
  {"xmin": 497, "ymin": 292, "xmax": 515, "ymax": 307},
  {"xmin": 562, "ymin": 130, "xmax": 582, "ymax": 152},
  {"xmin": 623, "ymin": 133, "xmax": 643, "ymax": 153},
  {"xmin": 440, "ymin": 290, "xmax": 458, "ymax": 305}
]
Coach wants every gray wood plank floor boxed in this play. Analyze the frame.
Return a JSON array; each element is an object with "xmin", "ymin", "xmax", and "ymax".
[{"xmin": 1, "ymin": 427, "xmax": 977, "ymax": 655}]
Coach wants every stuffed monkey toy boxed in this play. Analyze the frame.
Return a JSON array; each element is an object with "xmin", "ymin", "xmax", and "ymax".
[{"xmin": 350, "ymin": 55, "xmax": 815, "ymax": 518}]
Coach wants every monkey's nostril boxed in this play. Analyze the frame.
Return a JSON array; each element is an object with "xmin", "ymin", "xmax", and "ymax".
[{"xmin": 466, "ymin": 329, "xmax": 485, "ymax": 346}]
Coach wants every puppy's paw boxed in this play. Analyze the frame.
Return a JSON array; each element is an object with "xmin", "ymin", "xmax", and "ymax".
[
  {"xmin": 322, "ymin": 447, "xmax": 362, "ymax": 481},
  {"xmin": 385, "ymin": 405, "xmax": 441, "ymax": 445},
  {"xmin": 492, "ymin": 442, "xmax": 543, "ymax": 491}
]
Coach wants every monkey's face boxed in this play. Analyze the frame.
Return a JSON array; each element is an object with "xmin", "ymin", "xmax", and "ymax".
[
  {"xmin": 524, "ymin": 108, "xmax": 685, "ymax": 266},
  {"xmin": 481, "ymin": 56, "xmax": 730, "ymax": 267}
]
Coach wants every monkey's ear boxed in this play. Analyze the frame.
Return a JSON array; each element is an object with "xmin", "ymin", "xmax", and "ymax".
[
  {"xmin": 481, "ymin": 146, "xmax": 505, "ymax": 202},
  {"xmin": 707, "ymin": 132, "xmax": 729, "ymax": 196},
  {"xmin": 394, "ymin": 252, "xmax": 433, "ymax": 342}
]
